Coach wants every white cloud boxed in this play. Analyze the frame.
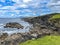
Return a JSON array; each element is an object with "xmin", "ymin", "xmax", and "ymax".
[
  {"xmin": 12, "ymin": 0, "xmax": 22, "ymax": 3},
  {"xmin": 23, "ymin": 0, "xmax": 32, "ymax": 3},
  {"xmin": 0, "ymin": 0, "xmax": 40, "ymax": 9},
  {"xmin": 0, "ymin": 0, "xmax": 60, "ymax": 18},
  {"xmin": 0, "ymin": 0, "xmax": 5, "ymax": 2},
  {"xmin": 11, "ymin": 14, "xmax": 15, "ymax": 16},
  {"xmin": 19, "ymin": 4, "xmax": 28, "ymax": 8},
  {"xmin": 47, "ymin": 0, "xmax": 60, "ymax": 13},
  {"xmin": 48, "ymin": 1, "xmax": 60, "ymax": 6},
  {"xmin": 24, "ymin": 9, "xmax": 32, "ymax": 12}
]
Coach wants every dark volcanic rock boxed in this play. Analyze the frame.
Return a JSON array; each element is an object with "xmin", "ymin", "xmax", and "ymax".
[{"xmin": 4, "ymin": 22, "xmax": 24, "ymax": 29}]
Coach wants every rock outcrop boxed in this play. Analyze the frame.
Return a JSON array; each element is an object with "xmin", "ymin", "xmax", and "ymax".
[{"xmin": 4, "ymin": 22, "xmax": 24, "ymax": 29}]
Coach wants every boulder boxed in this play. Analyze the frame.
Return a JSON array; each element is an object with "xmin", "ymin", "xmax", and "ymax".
[
  {"xmin": 4, "ymin": 22, "xmax": 24, "ymax": 29},
  {"xmin": 41, "ymin": 29, "xmax": 53, "ymax": 35},
  {"xmin": 0, "ymin": 33, "xmax": 8, "ymax": 40}
]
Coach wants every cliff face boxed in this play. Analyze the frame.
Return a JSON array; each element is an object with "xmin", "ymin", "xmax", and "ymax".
[{"xmin": 0, "ymin": 13, "xmax": 60, "ymax": 45}]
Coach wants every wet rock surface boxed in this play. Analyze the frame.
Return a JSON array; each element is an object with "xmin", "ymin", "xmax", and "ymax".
[
  {"xmin": 4, "ymin": 22, "xmax": 24, "ymax": 29},
  {"xmin": 0, "ymin": 14, "xmax": 60, "ymax": 45}
]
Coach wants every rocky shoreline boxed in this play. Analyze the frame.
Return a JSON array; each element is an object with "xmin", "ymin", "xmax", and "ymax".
[{"xmin": 0, "ymin": 14, "xmax": 60, "ymax": 45}]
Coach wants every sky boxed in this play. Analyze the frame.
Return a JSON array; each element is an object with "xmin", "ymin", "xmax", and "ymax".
[{"xmin": 0, "ymin": 0, "xmax": 60, "ymax": 18}]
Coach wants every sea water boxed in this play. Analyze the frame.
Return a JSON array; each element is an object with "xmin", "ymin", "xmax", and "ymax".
[{"xmin": 0, "ymin": 18, "xmax": 32, "ymax": 35}]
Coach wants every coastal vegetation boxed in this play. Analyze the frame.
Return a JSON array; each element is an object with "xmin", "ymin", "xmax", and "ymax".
[{"xmin": 20, "ymin": 36, "xmax": 60, "ymax": 45}]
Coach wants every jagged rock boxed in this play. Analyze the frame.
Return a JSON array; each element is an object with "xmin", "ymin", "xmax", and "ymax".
[
  {"xmin": 41, "ymin": 29, "xmax": 53, "ymax": 35},
  {"xmin": 40, "ymin": 25, "xmax": 47, "ymax": 29},
  {"xmin": 4, "ymin": 22, "xmax": 24, "ymax": 29},
  {"xmin": 0, "ymin": 33, "xmax": 8, "ymax": 40}
]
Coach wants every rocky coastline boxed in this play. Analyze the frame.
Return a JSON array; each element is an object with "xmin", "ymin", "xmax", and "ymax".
[{"xmin": 0, "ymin": 14, "xmax": 60, "ymax": 45}]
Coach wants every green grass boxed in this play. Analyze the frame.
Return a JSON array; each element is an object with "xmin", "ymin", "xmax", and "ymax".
[
  {"xmin": 20, "ymin": 36, "xmax": 60, "ymax": 45},
  {"xmin": 50, "ymin": 13, "xmax": 60, "ymax": 20}
]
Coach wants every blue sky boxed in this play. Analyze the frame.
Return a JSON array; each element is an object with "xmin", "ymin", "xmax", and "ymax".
[{"xmin": 0, "ymin": 0, "xmax": 60, "ymax": 18}]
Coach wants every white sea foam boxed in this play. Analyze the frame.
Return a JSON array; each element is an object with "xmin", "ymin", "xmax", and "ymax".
[{"xmin": 0, "ymin": 18, "xmax": 32, "ymax": 35}]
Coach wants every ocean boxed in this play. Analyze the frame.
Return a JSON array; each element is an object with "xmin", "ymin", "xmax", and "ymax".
[{"xmin": 0, "ymin": 18, "xmax": 32, "ymax": 35}]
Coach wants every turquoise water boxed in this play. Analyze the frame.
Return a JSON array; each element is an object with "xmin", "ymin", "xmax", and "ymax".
[{"xmin": 0, "ymin": 0, "xmax": 59, "ymax": 18}]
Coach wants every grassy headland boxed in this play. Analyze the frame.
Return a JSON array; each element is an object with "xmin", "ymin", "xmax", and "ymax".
[{"xmin": 20, "ymin": 36, "xmax": 60, "ymax": 45}]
